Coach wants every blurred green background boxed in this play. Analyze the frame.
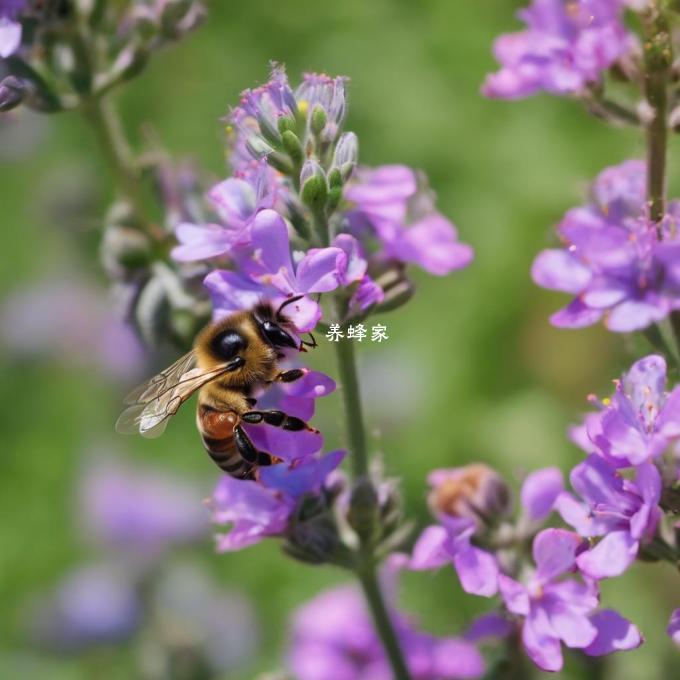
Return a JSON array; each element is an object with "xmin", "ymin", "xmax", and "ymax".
[{"xmin": 2, "ymin": 0, "xmax": 680, "ymax": 678}]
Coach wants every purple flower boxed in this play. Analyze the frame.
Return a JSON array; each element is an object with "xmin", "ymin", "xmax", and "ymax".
[
  {"xmin": 0, "ymin": 0, "xmax": 24, "ymax": 58},
  {"xmin": 520, "ymin": 466, "xmax": 564, "ymax": 521},
  {"xmin": 409, "ymin": 518, "xmax": 500, "ymax": 597},
  {"xmin": 204, "ymin": 209, "xmax": 361, "ymax": 331},
  {"xmin": 556, "ymin": 454, "xmax": 661, "ymax": 578},
  {"xmin": 295, "ymin": 72, "xmax": 348, "ymax": 141},
  {"xmin": 172, "ymin": 161, "xmax": 277, "ymax": 262},
  {"xmin": 584, "ymin": 355, "xmax": 680, "ymax": 465},
  {"xmin": 289, "ymin": 583, "xmax": 484, "ymax": 680},
  {"xmin": 245, "ymin": 369, "xmax": 335, "ymax": 462},
  {"xmin": 668, "ymin": 609, "xmax": 680, "ymax": 647},
  {"xmin": 531, "ymin": 160, "xmax": 680, "ymax": 332},
  {"xmin": 27, "ymin": 563, "xmax": 141, "ymax": 652},
  {"xmin": 80, "ymin": 454, "xmax": 209, "ymax": 556},
  {"xmin": 0, "ymin": 277, "xmax": 145, "ymax": 381},
  {"xmin": 211, "ymin": 450, "xmax": 345, "ymax": 552},
  {"xmin": 498, "ymin": 529, "xmax": 641, "ymax": 672},
  {"xmin": 345, "ymin": 165, "xmax": 474, "ymax": 276},
  {"xmin": 230, "ymin": 66, "xmax": 347, "ymax": 166},
  {"xmin": 482, "ymin": 0, "xmax": 634, "ymax": 99}
]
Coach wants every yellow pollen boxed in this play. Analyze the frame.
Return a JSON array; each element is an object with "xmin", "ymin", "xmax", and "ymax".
[
  {"xmin": 297, "ymin": 99, "xmax": 309, "ymax": 115},
  {"xmin": 602, "ymin": 397, "xmax": 611, "ymax": 406}
]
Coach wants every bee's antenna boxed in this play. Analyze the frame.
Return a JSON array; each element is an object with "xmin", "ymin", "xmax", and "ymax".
[{"xmin": 300, "ymin": 332, "xmax": 317, "ymax": 350}]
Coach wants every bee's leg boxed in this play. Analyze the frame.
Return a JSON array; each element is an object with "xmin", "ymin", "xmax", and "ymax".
[
  {"xmin": 234, "ymin": 425, "xmax": 284, "ymax": 468},
  {"xmin": 266, "ymin": 368, "xmax": 306, "ymax": 385},
  {"xmin": 241, "ymin": 409, "xmax": 319, "ymax": 433},
  {"xmin": 234, "ymin": 425, "xmax": 259, "ymax": 464}
]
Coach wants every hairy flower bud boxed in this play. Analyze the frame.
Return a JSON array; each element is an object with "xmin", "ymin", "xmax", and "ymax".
[
  {"xmin": 332, "ymin": 132, "xmax": 358, "ymax": 180},
  {"xmin": 347, "ymin": 476, "xmax": 380, "ymax": 545},
  {"xmin": 0, "ymin": 76, "xmax": 27, "ymax": 112},
  {"xmin": 300, "ymin": 160, "xmax": 328, "ymax": 213},
  {"xmin": 284, "ymin": 494, "xmax": 353, "ymax": 567},
  {"xmin": 310, "ymin": 104, "xmax": 327, "ymax": 136},
  {"xmin": 281, "ymin": 129, "xmax": 304, "ymax": 167},
  {"xmin": 428, "ymin": 464, "xmax": 512, "ymax": 528}
]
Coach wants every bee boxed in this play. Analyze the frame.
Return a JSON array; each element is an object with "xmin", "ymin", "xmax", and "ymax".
[{"xmin": 116, "ymin": 297, "xmax": 318, "ymax": 479}]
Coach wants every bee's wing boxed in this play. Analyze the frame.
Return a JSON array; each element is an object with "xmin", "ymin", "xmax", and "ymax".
[
  {"xmin": 123, "ymin": 351, "xmax": 199, "ymax": 405},
  {"xmin": 116, "ymin": 352, "xmax": 229, "ymax": 438}
]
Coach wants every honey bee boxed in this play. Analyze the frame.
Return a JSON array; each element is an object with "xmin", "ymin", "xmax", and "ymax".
[{"xmin": 116, "ymin": 297, "xmax": 318, "ymax": 479}]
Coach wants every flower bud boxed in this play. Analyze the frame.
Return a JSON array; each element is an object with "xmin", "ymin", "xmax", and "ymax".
[
  {"xmin": 281, "ymin": 129, "xmax": 304, "ymax": 167},
  {"xmin": 277, "ymin": 115, "xmax": 296, "ymax": 135},
  {"xmin": 0, "ymin": 76, "xmax": 27, "ymax": 112},
  {"xmin": 332, "ymin": 132, "xmax": 358, "ymax": 180},
  {"xmin": 135, "ymin": 275, "xmax": 171, "ymax": 348},
  {"xmin": 428, "ymin": 464, "xmax": 512, "ymax": 528},
  {"xmin": 310, "ymin": 104, "xmax": 327, "ymax": 136},
  {"xmin": 284, "ymin": 495, "xmax": 353, "ymax": 567},
  {"xmin": 347, "ymin": 476, "xmax": 380, "ymax": 545},
  {"xmin": 300, "ymin": 161, "xmax": 328, "ymax": 213}
]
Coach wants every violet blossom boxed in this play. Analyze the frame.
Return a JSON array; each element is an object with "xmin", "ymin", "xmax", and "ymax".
[
  {"xmin": 172, "ymin": 160, "xmax": 277, "ymax": 262},
  {"xmin": 498, "ymin": 529, "xmax": 641, "ymax": 672},
  {"xmin": 230, "ymin": 66, "xmax": 347, "ymax": 167},
  {"xmin": 210, "ymin": 449, "xmax": 346, "ymax": 552},
  {"xmin": 520, "ymin": 466, "xmax": 564, "ymax": 521},
  {"xmin": 80, "ymin": 453, "xmax": 209, "ymax": 556},
  {"xmin": 579, "ymin": 354, "xmax": 680, "ymax": 466},
  {"xmin": 0, "ymin": 0, "xmax": 24, "ymax": 58},
  {"xmin": 482, "ymin": 0, "xmax": 635, "ymax": 99},
  {"xmin": 556, "ymin": 454, "xmax": 661, "ymax": 578},
  {"xmin": 204, "ymin": 209, "xmax": 362, "ymax": 331},
  {"xmin": 345, "ymin": 164, "xmax": 474, "ymax": 276},
  {"xmin": 531, "ymin": 160, "xmax": 680, "ymax": 331},
  {"xmin": 244, "ymin": 369, "xmax": 335, "ymax": 462},
  {"xmin": 288, "ymin": 583, "xmax": 484, "ymax": 680},
  {"xmin": 26, "ymin": 563, "xmax": 141, "ymax": 652}
]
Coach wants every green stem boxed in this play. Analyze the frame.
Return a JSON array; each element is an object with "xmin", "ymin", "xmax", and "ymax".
[
  {"xmin": 358, "ymin": 568, "xmax": 413, "ymax": 680},
  {"xmin": 81, "ymin": 95, "xmax": 160, "ymax": 239},
  {"xmin": 333, "ymin": 311, "xmax": 369, "ymax": 478},
  {"xmin": 642, "ymin": 3, "xmax": 672, "ymax": 234},
  {"xmin": 332, "ymin": 296, "xmax": 412, "ymax": 679}
]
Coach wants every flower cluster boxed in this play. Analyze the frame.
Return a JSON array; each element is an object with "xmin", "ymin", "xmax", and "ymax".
[
  {"xmin": 531, "ymin": 160, "xmax": 680, "ymax": 332},
  {"xmin": 482, "ymin": 0, "xmax": 636, "ymax": 99},
  {"xmin": 25, "ymin": 449, "xmax": 257, "ymax": 675},
  {"xmin": 173, "ymin": 66, "xmax": 473, "ymax": 334},
  {"xmin": 406, "ymin": 459, "xmax": 645, "ymax": 672}
]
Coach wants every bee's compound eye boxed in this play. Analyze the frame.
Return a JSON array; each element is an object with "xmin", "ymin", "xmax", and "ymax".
[
  {"xmin": 261, "ymin": 320, "xmax": 298, "ymax": 349},
  {"xmin": 215, "ymin": 331, "xmax": 246, "ymax": 360}
]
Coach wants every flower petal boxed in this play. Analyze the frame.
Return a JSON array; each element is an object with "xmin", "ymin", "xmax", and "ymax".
[
  {"xmin": 576, "ymin": 530, "xmax": 638, "ymax": 579},
  {"xmin": 520, "ymin": 467, "xmax": 564, "ymax": 521},
  {"xmin": 522, "ymin": 610, "xmax": 563, "ymax": 673},
  {"xmin": 409, "ymin": 525, "xmax": 452, "ymax": 571},
  {"xmin": 453, "ymin": 545, "xmax": 499, "ymax": 597},
  {"xmin": 296, "ymin": 247, "xmax": 345, "ymax": 293},
  {"xmin": 498, "ymin": 575, "xmax": 529, "ymax": 616},
  {"xmin": 531, "ymin": 249, "xmax": 592, "ymax": 293},
  {"xmin": 251, "ymin": 209, "xmax": 294, "ymax": 275},
  {"xmin": 533, "ymin": 528, "xmax": 581, "ymax": 582},
  {"xmin": 585, "ymin": 609, "xmax": 643, "ymax": 656}
]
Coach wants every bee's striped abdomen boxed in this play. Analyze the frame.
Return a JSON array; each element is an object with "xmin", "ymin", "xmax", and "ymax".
[{"xmin": 196, "ymin": 405, "xmax": 252, "ymax": 478}]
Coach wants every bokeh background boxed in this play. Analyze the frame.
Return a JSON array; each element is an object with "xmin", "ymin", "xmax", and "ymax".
[{"xmin": 2, "ymin": 1, "xmax": 679, "ymax": 678}]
